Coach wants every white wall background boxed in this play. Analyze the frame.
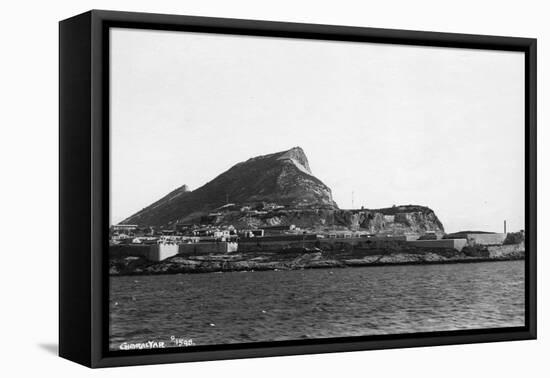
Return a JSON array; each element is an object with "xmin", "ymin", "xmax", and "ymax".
[{"xmin": 0, "ymin": 0, "xmax": 547, "ymax": 376}]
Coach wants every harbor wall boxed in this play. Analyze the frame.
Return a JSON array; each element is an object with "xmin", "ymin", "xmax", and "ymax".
[
  {"xmin": 408, "ymin": 239, "xmax": 467, "ymax": 251},
  {"xmin": 466, "ymin": 233, "xmax": 507, "ymax": 246},
  {"xmin": 487, "ymin": 242, "xmax": 525, "ymax": 258},
  {"xmin": 240, "ymin": 236, "xmax": 421, "ymax": 253},
  {"xmin": 179, "ymin": 242, "xmax": 238, "ymax": 255},
  {"xmin": 109, "ymin": 244, "xmax": 179, "ymax": 262},
  {"xmin": 111, "ymin": 235, "xmax": 480, "ymax": 260},
  {"xmin": 155, "ymin": 244, "xmax": 179, "ymax": 261},
  {"xmin": 238, "ymin": 240, "xmax": 318, "ymax": 252},
  {"xmin": 238, "ymin": 236, "xmax": 412, "ymax": 253}
]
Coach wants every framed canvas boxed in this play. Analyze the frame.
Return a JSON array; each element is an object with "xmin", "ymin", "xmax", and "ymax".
[{"xmin": 59, "ymin": 10, "xmax": 537, "ymax": 368}]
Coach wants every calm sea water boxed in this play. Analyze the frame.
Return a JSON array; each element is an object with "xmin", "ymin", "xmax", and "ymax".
[{"xmin": 109, "ymin": 261, "xmax": 524, "ymax": 350}]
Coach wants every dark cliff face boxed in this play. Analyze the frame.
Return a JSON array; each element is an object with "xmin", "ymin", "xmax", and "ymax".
[
  {"xmin": 207, "ymin": 205, "xmax": 444, "ymax": 234},
  {"xmin": 121, "ymin": 147, "xmax": 338, "ymax": 227}
]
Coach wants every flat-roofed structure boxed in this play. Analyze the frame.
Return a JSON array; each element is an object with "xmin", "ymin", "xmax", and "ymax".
[
  {"xmin": 110, "ymin": 243, "xmax": 179, "ymax": 262},
  {"xmin": 111, "ymin": 224, "xmax": 138, "ymax": 232},
  {"xmin": 444, "ymin": 232, "xmax": 506, "ymax": 246}
]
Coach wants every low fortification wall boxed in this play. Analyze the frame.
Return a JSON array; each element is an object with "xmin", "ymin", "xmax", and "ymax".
[
  {"xmin": 110, "ymin": 245, "xmax": 152, "ymax": 259},
  {"xmin": 111, "ymin": 236, "xmax": 482, "ymax": 260},
  {"xmin": 408, "ymin": 239, "xmax": 467, "ymax": 251},
  {"xmin": 238, "ymin": 237, "xmax": 409, "ymax": 252},
  {"xmin": 110, "ymin": 243, "xmax": 179, "ymax": 262},
  {"xmin": 179, "ymin": 242, "xmax": 238, "ymax": 255},
  {"xmin": 156, "ymin": 244, "xmax": 179, "ymax": 261},
  {"xmin": 466, "ymin": 233, "xmax": 506, "ymax": 246},
  {"xmin": 238, "ymin": 240, "xmax": 318, "ymax": 252},
  {"xmin": 241, "ymin": 235, "xmax": 318, "ymax": 242},
  {"xmin": 320, "ymin": 237, "xmax": 410, "ymax": 251}
]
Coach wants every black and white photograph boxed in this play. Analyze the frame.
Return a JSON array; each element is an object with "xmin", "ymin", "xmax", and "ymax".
[
  {"xmin": 2, "ymin": 0, "xmax": 547, "ymax": 375},
  {"xmin": 108, "ymin": 27, "xmax": 527, "ymax": 351}
]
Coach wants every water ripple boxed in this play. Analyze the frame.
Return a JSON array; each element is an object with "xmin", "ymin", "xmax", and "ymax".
[{"xmin": 109, "ymin": 261, "xmax": 524, "ymax": 350}]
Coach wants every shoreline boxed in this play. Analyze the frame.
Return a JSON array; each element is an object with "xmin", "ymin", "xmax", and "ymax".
[{"xmin": 110, "ymin": 245, "xmax": 525, "ymax": 276}]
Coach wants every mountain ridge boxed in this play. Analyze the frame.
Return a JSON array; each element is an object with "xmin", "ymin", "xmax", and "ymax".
[
  {"xmin": 121, "ymin": 147, "xmax": 338, "ymax": 227},
  {"xmin": 120, "ymin": 147, "xmax": 445, "ymax": 235}
]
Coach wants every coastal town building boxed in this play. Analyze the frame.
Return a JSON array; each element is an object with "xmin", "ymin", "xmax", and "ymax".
[
  {"xmin": 110, "ymin": 219, "xmax": 515, "ymax": 263},
  {"xmin": 111, "ymin": 224, "xmax": 138, "ymax": 234},
  {"xmin": 444, "ymin": 232, "xmax": 507, "ymax": 246}
]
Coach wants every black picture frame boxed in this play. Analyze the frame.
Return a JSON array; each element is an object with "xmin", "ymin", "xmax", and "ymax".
[{"xmin": 59, "ymin": 9, "xmax": 537, "ymax": 368}]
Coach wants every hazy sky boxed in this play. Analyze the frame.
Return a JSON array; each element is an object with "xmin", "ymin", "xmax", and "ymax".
[{"xmin": 110, "ymin": 28, "xmax": 525, "ymax": 233}]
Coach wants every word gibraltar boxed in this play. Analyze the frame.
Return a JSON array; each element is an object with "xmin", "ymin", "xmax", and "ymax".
[{"xmin": 119, "ymin": 341, "xmax": 166, "ymax": 350}]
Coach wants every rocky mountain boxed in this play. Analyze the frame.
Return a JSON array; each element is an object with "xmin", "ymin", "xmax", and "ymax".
[
  {"xmin": 121, "ymin": 147, "xmax": 338, "ymax": 227},
  {"xmin": 121, "ymin": 148, "xmax": 445, "ymax": 235},
  {"xmin": 206, "ymin": 205, "xmax": 444, "ymax": 234}
]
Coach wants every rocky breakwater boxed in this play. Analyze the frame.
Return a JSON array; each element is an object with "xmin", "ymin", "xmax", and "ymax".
[{"xmin": 109, "ymin": 240, "xmax": 525, "ymax": 276}]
